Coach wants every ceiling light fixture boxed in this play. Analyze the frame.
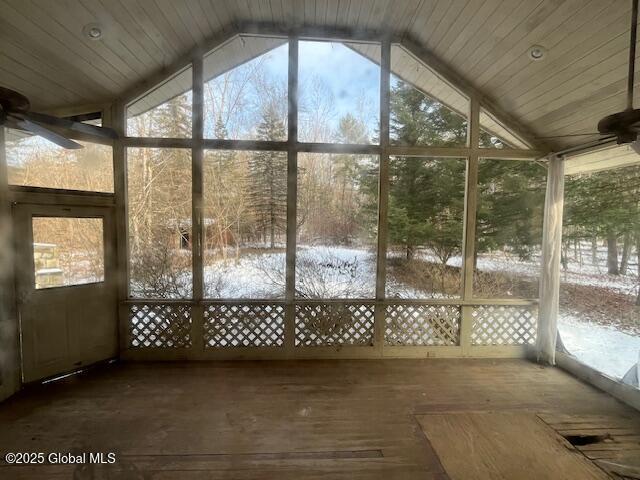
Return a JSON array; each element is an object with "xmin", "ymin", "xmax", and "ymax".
[
  {"xmin": 528, "ymin": 45, "xmax": 546, "ymax": 61},
  {"xmin": 83, "ymin": 23, "xmax": 103, "ymax": 40}
]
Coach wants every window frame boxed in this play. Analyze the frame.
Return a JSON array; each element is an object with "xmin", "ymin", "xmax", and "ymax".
[
  {"xmin": 113, "ymin": 32, "xmax": 545, "ymax": 308},
  {"xmin": 31, "ymin": 215, "xmax": 106, "ymax": 290}
]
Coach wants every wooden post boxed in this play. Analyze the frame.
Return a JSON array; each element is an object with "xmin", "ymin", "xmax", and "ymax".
[
  {"xmin": 112, "ymin": 101, "xmax": 130, "ymax": 353},
  {"xmin": 0, "ymin": 127, "xmax": 21, "ymax": 400},
  {"xmin": 537, "ymin": 154, "xmax": 564, "ymax": 365},
  {"xmin": 285, "ymin": 37, "xmax": 298, "ymax": 356},
  {"xmin": 460, "ymin": 96, "xmax": 480, "ymax": 354},
  {"xmin": 192, "ymin": 57, "xmax": 205, "ymax": 354},
  {"xmin": 374, "ymin": 38, "xmax": 391, "ymax": 356}
]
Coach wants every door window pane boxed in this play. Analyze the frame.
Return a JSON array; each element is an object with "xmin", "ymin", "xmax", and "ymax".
[
  {"xmin": 32, "ymin": 217, "xmax": 104, "ymax": 289},
  {"xmin": 296, "ymin": 153, "xmax": 379, "ymax": 298}
]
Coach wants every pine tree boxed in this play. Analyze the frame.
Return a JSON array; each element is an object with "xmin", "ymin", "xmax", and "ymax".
[
  {"xmin": 390, "ymin": 80, "xmax": 467, "ymax": 147},
  {"xmin": 378, "ymin": 80, "xmax": 468, "ymax": 261},
  {"xmin": 246, "ymin": 105, "xmax": 288, "ymax": 248}
]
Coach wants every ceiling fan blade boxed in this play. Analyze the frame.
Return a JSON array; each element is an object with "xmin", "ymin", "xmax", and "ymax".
[
  {"xmin": 7, "ymin": 114, "xmax": 83, "ymax": 149},
  {"xmin": 16, "ymin": 111, "xmax": 118, "ymax": 139}
]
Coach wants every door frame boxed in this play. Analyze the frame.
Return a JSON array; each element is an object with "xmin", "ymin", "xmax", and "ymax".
[{"xmin": 13, "ymin": 200, "xmax": 118, "ymax": 382}]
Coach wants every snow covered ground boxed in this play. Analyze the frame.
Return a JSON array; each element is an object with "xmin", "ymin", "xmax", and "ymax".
[
  {"xmin": 559, "ymin": 315, "xmax": 640, "ymax": 380},
  {"xmin": 147, "ymin": 242, "xmax": 640, "ymax": 382}
]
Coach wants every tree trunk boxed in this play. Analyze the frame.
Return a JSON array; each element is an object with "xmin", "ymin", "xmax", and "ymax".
[
  {"xmin": 406, "ymin": 244, "xmax": 415, "ymax": 261},
  {"xmin": 270, "ymin": 221, "xmax": 275, "ymax": 249},
  {"xmin": 591, "ymin": 237, "xmax": 598, "ymax": 265},
  {"xmin": 620, "ymin": 233, "xmax": 631, "ymax": 275},
  {"xmin": 636, "ymin": 234, "xmax": 640, "ymax": 306},
  {"xmin": 607, "ymin": 230, "xmax": 619, "ymax": 275},
  {"xmin": 560, "ymin": 242, "xmax": 568, "ymax": 271}
]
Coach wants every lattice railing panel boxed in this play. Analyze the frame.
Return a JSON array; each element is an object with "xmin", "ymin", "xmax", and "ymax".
[
  {"xmin": 129, "ymin": 303, "xmax": 192, "ymax": 348},
  {"xmin": 204, "ymin": 303, "xmax": 285, "ymax": 348},
  {"xmin": 385, "ymin": 304, "xmax": 460, "ymax": 346},
  {"xmin": 295, "ymin": 303, "xmax": 375, "ymax": 347},
  {"xmin": 471, "ymin": 305, "xmax": 537, "ymax": 346}
]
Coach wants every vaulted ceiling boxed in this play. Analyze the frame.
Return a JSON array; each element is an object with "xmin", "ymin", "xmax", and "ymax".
[{"xmin": 0, "ymin": 0, "xmax": 638, "ymax": 150}]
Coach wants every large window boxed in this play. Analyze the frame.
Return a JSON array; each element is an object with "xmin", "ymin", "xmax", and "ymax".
[
  {"xmin": 298, "ymin": 40, "xmax": 380, "ymax": 144},
  {"xmin": 386, "ymin": 157, "xmax": 466, "ymax": 299},
  {"xmin": 203, "ymin": 150, "xmax": 287, "ymax": 298},
  {"xmin": 127, "ymin": 148, "xmax": 192, "ymax": 298},
  {"xmin": 559, "ymin": 161, "xmax": 640, "ymax": 381},
  {"xmin": 32, "ymin": 217, "xmax": 104, "ymax": 289},
  {"xmin": 296, "ymin": 153, "xmax": 378, "ymax": 298},
  {"xmin": 119, "ymin": 35, "xmax": 543, "ymax": 310},
  {"xmin": 5, "ymin": 129, "xmax": 113, "ymax": 192},
  {"xmin": 474, "ymin": 159, "xmax": 546, "ymax": 298},
  {"xmin": 204, "ymin": 36, "xmax": 288, "ymax": 141},
  {"xmin": 126, "ymin": 67, "xmax": 193, "ymax": 138}
]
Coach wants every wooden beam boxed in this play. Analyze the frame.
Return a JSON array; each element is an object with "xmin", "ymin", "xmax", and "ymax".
[
  {"xmin": 556, "ymin": 351, "xmax": 640, "ymax": 412},
  {"xmin": 284, "ymin": 37, "xmax": 299, "ymax": 356},
  {"xmin": 238, "ymin": 22, "xmax": 397, "ymax": 44},
  {"xmin": 191, "ymin": 55, "xmax": 204, "ymax": 352},
  {"xmin": 460, "ymin": 96, "xmax": 481, "ymax": 354},
  {"xmin": 387, "ymin": 145, "xmax": 546, "ymax": 159},
  {"xmin": 0, "ymin": 127, "xmax": 21, "ymax": 401},
  {"xmin": 375, "ymin": 39, "xmax": 391, "ymax": 355},
  {"xmin": 537, "ymin": 154, "xmax": 564, "ymax": 365},
  {"xmin": 112, "ymin": 101, "xmax": 129, "ymax": 352},
  {"xmin": 7, "ymin": 186, "xmax": 114, "ymax": 207},
  {"xmin": 40, "ymin": 103, "xmax": 112, "ymax": 120}
]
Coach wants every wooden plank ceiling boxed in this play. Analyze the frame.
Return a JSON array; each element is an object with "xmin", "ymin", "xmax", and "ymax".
[{"xmin": 0, "ymin": 0, "xmax": 638, "ymax": 151}]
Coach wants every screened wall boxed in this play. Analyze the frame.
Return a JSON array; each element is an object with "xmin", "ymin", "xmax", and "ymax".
[
  {"xmin": 118, "ymin": 35, "xmax": 544, "ymax": 358},
  {"xmin": 559, "ymin": 146, "xmax": 640, "ymax": 385}
]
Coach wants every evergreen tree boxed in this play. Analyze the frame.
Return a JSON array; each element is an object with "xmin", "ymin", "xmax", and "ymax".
[
  {"xmin": 379, "ymin": 80, "xmax": 468, "ymax": 261},
  {"xmin": 475, "ymin": 160, "xmax": 546, "ymax": 261},
  {"xmin": 246, "ymin": 105, "xmax": 288, "ymax": 247},
  {"xmin": 390, "ymin": 80, "xmax": 467, "ymax": 147}
]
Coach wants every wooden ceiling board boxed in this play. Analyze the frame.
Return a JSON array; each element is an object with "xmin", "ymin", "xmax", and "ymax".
[{"xmin": 0, "ymin": 0, "xmax": 637, "ymax": 156}]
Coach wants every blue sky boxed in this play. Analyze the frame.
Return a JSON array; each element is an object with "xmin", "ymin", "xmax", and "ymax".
[
  {"xmin": 299, "ymin": 41, "xmax": 380, "ymax": 135},
  {"xmin": 258, "ymin": 40, "xmax": 381, "ymax": 136}
]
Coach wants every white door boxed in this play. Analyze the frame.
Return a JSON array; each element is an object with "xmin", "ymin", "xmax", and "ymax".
[{"xmin": 14, "ymin": 204, "xmax": 118, "ymax": 383}]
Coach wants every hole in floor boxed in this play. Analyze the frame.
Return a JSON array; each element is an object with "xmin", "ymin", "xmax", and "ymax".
[{"xmin": 563, "ymin": 433, "xmax": 611, "ymax": 446}]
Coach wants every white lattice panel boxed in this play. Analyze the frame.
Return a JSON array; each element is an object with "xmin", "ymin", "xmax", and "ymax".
[
  {"xmin": 471, "ymin": 305, "xmax": 537, "ymax": 346},
  {"xmin": 204, "ymin": 303, "xmax": 285, "ymax": 348},
  {"xmin": 385, "ymin": 304, "xmax": 460, "ymax": 346},
  {"xmin": 129, "ymin": 303, "xmax": 192, "ymax": 348},
  {"xmin": 295, "ymin": 303, "xmax": 374, "ymax": 346}
]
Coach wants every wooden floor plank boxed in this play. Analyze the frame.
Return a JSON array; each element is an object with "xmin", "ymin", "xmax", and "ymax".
[
  {"xmin": 416, "ymin": 412, "xmax": 610, "ymax": 480},
  {"xmin": 0, "ymin": 359, "xmax": 637, "ymax": 479}
]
